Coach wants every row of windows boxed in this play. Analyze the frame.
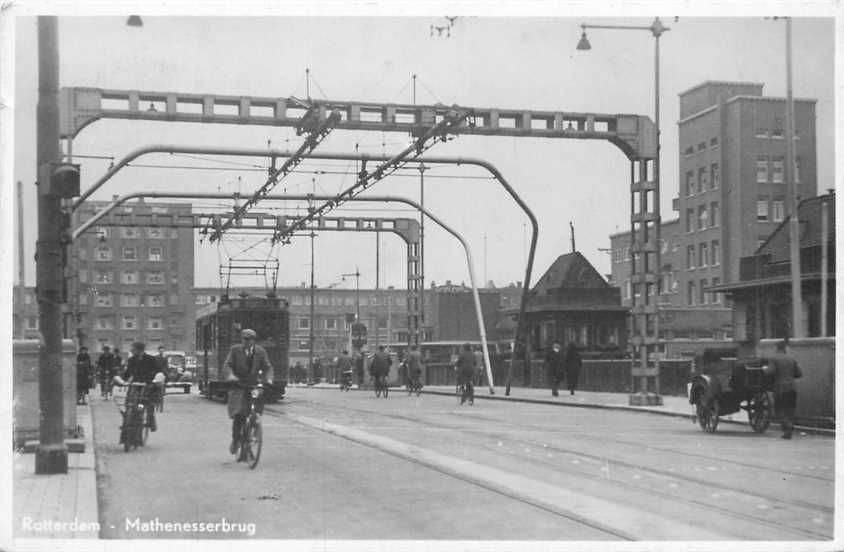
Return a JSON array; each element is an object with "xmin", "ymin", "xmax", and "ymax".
[
  {"xmin": 94, "ymin": 315, "xmax": 173, "ymax": 331},
  {"xmin": 295, "ymin": 317, "xmax": 393, "ymax": 330},
  {"xmin": 621, "ymin": 271, "xmax": 678, "ymax": 300},
  {"xmin": 684, "ymin": 163, "xmax": 720, "ymax": 196},
  {"xmin": 756, "ymin": 156, "xmax": 801, "ymax": 184},
  {"xmin": 80, "ymin": 270, "xmax": 168, "ymax": 285},
  {"xmin": 289, "ymin": 294, "xmax": 408, "ymax": 307},
  {"xmin": 84, "ymin": 245, "xmax": 165, "ymax": 262},
  {"xmin": 685, "ymin": 202, "xmax": 720, "ymax": 232},
  {"xmin": 686, "ymin": 241, "xmax": 721, "ymax": 269},
  {"xmin": 683, "ymin": 137, "xmax": 719, "ymax": 156},
  {"xmin": 757, "ymin": 197, "xmax": 785, "ymax": 223},
  {"xmin": 754, "ymin": 127, "xmax": 802, "ymax": 141},
  {"xmin": 91, "ymin": 226, "xmax": 176, "ymax": 240},
  {"xmin": 82, "ymin": 293, "xmax": 172, "ymax": 308},
  {"xmin": 687, "ymin": 278, "xmax": 722, "ymax": 306}
]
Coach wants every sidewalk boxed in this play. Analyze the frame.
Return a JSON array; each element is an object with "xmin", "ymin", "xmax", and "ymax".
[{"xmin": 12, "ymin": 402, "xmax": 100, "ymax": 540}]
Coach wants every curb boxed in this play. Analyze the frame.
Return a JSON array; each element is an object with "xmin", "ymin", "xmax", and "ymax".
[{"xmin": 416, "ymin": 388, "xmax": 836, "ymax": 437}]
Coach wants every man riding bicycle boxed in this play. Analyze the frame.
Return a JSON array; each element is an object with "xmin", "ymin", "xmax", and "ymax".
[
  {"xmin": 455, "ymin": 343, "xmax": 475, "ymax": 405},
  {"xmin": 337, "ymin": 349, "xmax": 353, "ymax": 388},
  {"xmin": 370, "ymin": 345, "xmax": 391, "ymax": 391},
  {"xmin": 405, "ymin": 345, "xmax": 423, "ymax": 389},
  {"xmin": 118, "ymin": 341, "xmax": 160, "ymax": 434},
  {"xmin": 224, "ymin": 328, "xmax": 274, "ymax": 455}
]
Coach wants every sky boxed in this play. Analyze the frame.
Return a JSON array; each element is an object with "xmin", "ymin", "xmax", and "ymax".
[{"xmin": 5, "ymin": 4, "xmax": 839, "ymax": 295}]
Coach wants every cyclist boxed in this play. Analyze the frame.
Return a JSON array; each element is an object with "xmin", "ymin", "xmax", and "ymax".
[
  {"xmin": 96, "ymin": 345, "xmax": 117, "ymax": 400},
  {"xmin": 224, "ymin": 328, "xmax": 274, "ymax": 455},
  {"xmin": 337, "ymin": 349, "xmax": 353, "ymax": 389},
  {"xmin": 370, "ymin": 345, "xmax": 391, "ymax": 392},
  {"xmin": 119, "ymin": 341, "xmax": 160, "ymax": 435},
  {"xmin": 405, "ymin": 345, "xmax": 423, "ymax": 390},
  {"xmin": 455, "ymin": 343, "xmax": 475, "ymax": 405}
]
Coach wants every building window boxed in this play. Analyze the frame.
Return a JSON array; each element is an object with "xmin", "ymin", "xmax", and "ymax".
[
  {"xmin": 710, "ymin": 202, "xmax": 720, "ymax": 227},
  {"xmin": 297, "ymin": 340, "xmax": 310, "ymax": 351},
  {"xmin": 686, "ymin": 245, "xmax": 696, "ymax": 269},
  {"xmin": 771, "ymin": 157, "xmax": 784, "ymax": 183},
  {"xmin": 94, "ymin": 293, "xmax": 113, "ymax": 307},
  {"xmin": 122, "ymin": 316, "xmax": 137, "ymax": 330},
  {"xmin": 700, "ymin": 279, "xmax": 708, "ymax": 305},
  {"xmin": 685, "ymin": 171, "xmax": 695, "ymax": 196},
  {"xmin": 688, "ymin": 281, "xmax": 696, "ymax": 306},
  {"xmin": 712, "ymin": 241, "xmax": 721, "ymax": 266},
  {"xmin": 95, "ymin": 227, "xmax": 110, "ymax": 240},
  {"xmin": 697, "ymin": 142, "xmax": 706, "ymax": 152},
  {"xmin": 79, "ymin": 293, "xmax": 88, "ymax": 306},
  {"xmin": 698, "ymin": 167, "xmax": 708, "ymax": 190},
  {"xmin": 94, "ymin": 270, "xmax": 112, "ymax": 284},
  {"xmin": 771, "ymin": 128, "xmax": 784, "ymax": 139},
  {"xmin": 291, "ymin": 295, "xmax": 303, "ymax": 306},
  {"xmin": 148, "ymin": 294, "xmax": 164, "ymax": 307},
  {"xmin": 24, "ymin": 293, "xmax": 32, "ymax": 305},
  {"xmin": 95, "ymin": 246, "xmax": 112, "ymax": 261},
  {"xmin": 710, "ymin": 164, "xmax": 719, "ymax": 189},
  {"xmin": 756, "ymin": 198, "xmax": 769, "ymax": 222},
  {"xmin": 325, "ymin": 318, "xmax": 337, "ymax": 330},
  {"xmin": 710, "ymin": 137, "xmax": 719, "ymax": 148},
  {"xmin": 95, "ymin": 317, "xmax": 112, "ymax": 330},
  {"xmin": 686, "ymin": 209, "xmax": 695, "ymax": 233},
  {"xmin": 148, "ymin": 228, "xmax": 163, "ymax": 239},
  {"xmin": 684, "ymin": 146, "xmax": 694, "ymax": 157},
  {"xmin": 623, "ymin": 279, "xmax": 631, "ymax": 300},
  {"xmin": 26, "ymin": 317, "xmax": 39, "ymax": 330},
  {"xmin": 121, "ymin": 294, "xmax": 139, "ymax": 307},
  {"xmin": 148, "ymin": 247, "xmax": 163, "ymax": 262},
  {"xmin": 146, "ymin": 271, "xmax": 165, "ymax": 284},
  {"xmin": 79, "ymin": 270, "xmax": 88, "ymax": 283},
  {"xmin": 147, "ymin": 317, "xmax": 163, "ymax": 330},
  {"xmin": 795, "ymin": 156, "xmax": 801, "ymax": 183},
  {"xmin": 772, "ymin": 199, "xmax": 785, "ymax": 222},
  {"xmin": 298, "ymin": 318, "xmax": 310, "ymax": 330},
  {"xmin": 756, "ymin": 157, "xmax": 768, "ymax": 183},
  {"xmin": 121, "ymin": 270, "xmax": 138, "ymax": 285},
  {"xmin": 698, "ymin": 205, "xmax": 708, "ymax": 230},
  {"xmin": 120, "ymin": 227, "xmax": 139, "ymax": 239},
  {"xmin": 755, "ymin": 128, "xmax": 768, "ymax": 138},
  {"xmin": 122, "ymin": 247, "xmax": 137, "ymax": 261},
  {"xmin": 711, "ymin": 277, "xmax": 721, "ymax": 304},
  {"xmin": 699, "ymin": 243, "xmax": 709, "ymax": 267}
]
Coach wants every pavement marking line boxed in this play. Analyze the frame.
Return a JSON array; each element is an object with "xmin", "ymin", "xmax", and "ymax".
[{"xmin": 285, "ymin": 413, "xmax": 732, "ymax": 541}]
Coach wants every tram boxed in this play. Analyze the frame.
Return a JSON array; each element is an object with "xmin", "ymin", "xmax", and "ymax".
[{"xmin": 195, "ymin": 293, "xmax": 289, "ymax": 402}]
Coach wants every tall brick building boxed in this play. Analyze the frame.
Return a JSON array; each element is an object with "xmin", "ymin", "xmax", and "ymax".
[{"xmin": 609, "ymin": 81, "xmax": 818, "ymax": 355}]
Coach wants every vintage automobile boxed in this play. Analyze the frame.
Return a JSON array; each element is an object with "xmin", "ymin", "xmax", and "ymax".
[{"xmin": 687, "ymin": 350, "xmax": 774, "ymax": 433}]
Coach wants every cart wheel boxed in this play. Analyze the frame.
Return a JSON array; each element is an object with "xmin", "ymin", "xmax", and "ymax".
[
  {"xmin": 697, "ymin": 398, "xmax": 720, "ymax": 433},
  {"xmin": 748, "ymin": 392, "xmax": 771, "ymax": 433}
]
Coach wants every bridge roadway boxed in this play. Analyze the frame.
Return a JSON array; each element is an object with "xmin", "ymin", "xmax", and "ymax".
[{"xmin": 89, "ymin": 386, "xmax": 834, "ymax": 541}]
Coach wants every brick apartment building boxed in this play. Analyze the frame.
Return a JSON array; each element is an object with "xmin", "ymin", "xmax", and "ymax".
[{"xmin": 609, "ymin": 81, "xmax": 818, "ymax": 356}]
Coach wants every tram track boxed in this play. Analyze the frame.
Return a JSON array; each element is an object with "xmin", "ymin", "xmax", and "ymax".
[{"xmin": 268, "ymin": 395, "xmax": 833, "ymax": 540}]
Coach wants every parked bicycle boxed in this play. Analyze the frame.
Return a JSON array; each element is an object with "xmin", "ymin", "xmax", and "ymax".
[
  {"xmin": 339, "ymin": 370, "xmax": 353, "ymax": 392},
  {"xmin": 115, "ymin": 382, "xmax": 154, "ymax": 452},
  {"xmin": 456, "ymin": 380, "xmax": 474, "ymax": 406},
  {"xmin": 233, "ymin": 382, "xmax": 264, "ymax": 469}
]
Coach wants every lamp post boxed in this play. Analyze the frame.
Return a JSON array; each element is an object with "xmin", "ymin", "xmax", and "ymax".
[
  {"xmin": 341, "ymin": 268, "xmax": 361, "ymax": 321},
  {"xmin": 577, "ymin": 17, "xmax": 669, "ymax": 406}
]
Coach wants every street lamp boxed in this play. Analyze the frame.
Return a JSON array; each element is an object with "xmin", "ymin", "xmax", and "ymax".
[
  {"xmin": 341, "ymin": 268, "xmax": 361, "ymax": 321},
  {"xmin": 577, "ymin": 17, "xmax": 669, "ymax": 406}
]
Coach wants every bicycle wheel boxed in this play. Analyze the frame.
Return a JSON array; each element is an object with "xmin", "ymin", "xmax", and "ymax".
[
  {"xmin": 748, "ymin": 392, "xmax": 771, "ymax": 433},
  {"xmin": 121, "ymin": 412, "xmax": 131, "ymax": 452},
  {"xmin": 383, "ymin": 383, "xmax": 388, "ymax": 398},
  {"xmin": 140, "ymin": 406, "xmax": 150, "ymax": 446},
  {"xmin": 131, "ymin": 410, "xmax": 143, "ymax": 449},
  {"xmin": 456, "ymin": 384, "xmax": 463, "ymax": 405},
  {"xmin": 245, "ymin": 417, "xmax": 262, "ymax": 469}
]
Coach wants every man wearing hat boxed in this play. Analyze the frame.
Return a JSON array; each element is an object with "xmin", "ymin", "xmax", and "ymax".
[{"xmin": 224, "ymin": 328, "xmax": 274, "ymax": 455}]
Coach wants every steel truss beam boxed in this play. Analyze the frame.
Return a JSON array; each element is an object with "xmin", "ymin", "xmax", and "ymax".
[{"xmin": 59, "ymin": 87, "xmax": 657, "ymax": 160}]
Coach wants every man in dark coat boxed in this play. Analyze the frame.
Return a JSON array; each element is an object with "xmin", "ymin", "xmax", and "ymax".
[
  {"xmin": 96, "ymin": 346, "xmax": 116, "ymax": 400},
  {"xmin": 370, "ymin": 346, "xmax": 392, "ymax": 385},
  {"xmin": 123, "ymin": 341, "xmax": 160, "ymax": 431},
  {"xmin": 564, "ymin": 343, "xmax": 582, "ymax": 395},
  {"xmin": 76, "ymin": 346, "xmax": 92, "ymax": 405},
  {"xmin": 224, "ymin": 328, "xmax": 274, "ymax": 454},
  {"xmin": 544, "ymin": 340, "xmax": 564, "ymax": 397},
  {"xmin": 763, "ymin": 340, "xmax": 803, "ymax": 439},
  {"xmin": 455, "ymin": 343, "xmax": 476, "ymax": 404}
]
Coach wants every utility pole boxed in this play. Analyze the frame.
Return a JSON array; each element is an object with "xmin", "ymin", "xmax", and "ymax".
[
  {"xmin": 375, "ymin": 231, "xmax": 380, "ymax": 347},
  {"xmin": 309, "ymin": 228, "xmax": 315, "ymax": 384},
  {"xmin": 35, "ymin": 15, "xmax": 68, "ymax": 473},
  {"xmin": 17, "ymin": 181, "xmax": 25, "ymax": 339},
  {"xmin": 784, "ymin": 17, "xmax": 804, "ymax": 338},
  {"xmin": 418, "ymin": 163, "xmax": 428, "ymax": 326},
  {"xmin": 569, "ymin": 221, "xmax": 576, "ymax": 253}
]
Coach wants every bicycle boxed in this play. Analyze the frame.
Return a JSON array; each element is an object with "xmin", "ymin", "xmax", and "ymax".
[
  {"xmin": 373, "ymin": 374, "xmax": 389, "ymax": 398},
  {"xmin": 234, "ymin": 382, "xmax": 264, "ymax": 469},
  {"xmin": 115, "ymin": 382, "xmax": 153, "ymax": 452},
  {"xmin": 407, "ymin": 371, "xmax": 423, "ymax": 397},
  {"xmin": 339, "ymin": 371, "xmax": 353, "ymax": 392},
  {"xmin": 456, "ymin": 379, "xmax": 474, "ymax": 406}
]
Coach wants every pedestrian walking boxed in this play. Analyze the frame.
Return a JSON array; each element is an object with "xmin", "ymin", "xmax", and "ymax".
[
  {"xmin": 763, "ymin": 340, "xmax": 803, "ymax": 439},
  {"xmin": 544, "ymin": 340, "xmax": 564, "ymax": 397},
  {"xmin": 312, "ymin": 356, "xmax": 323, "ymax": 386},
  {"xmin": 564, "ymin": 343, "xmax": 582, "ymax": 395},
  {"xmin": 473, "ymin": 346, "xmax": 485, "ymax": 387},
  {"xmin": 76, "ymin": 346, "xmax": 93, "ymax": 405}
]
